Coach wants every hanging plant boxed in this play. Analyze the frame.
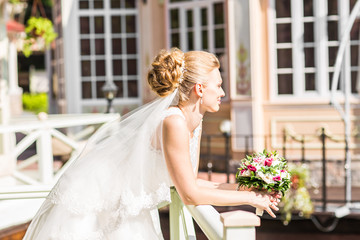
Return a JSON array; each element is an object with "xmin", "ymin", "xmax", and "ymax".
[{"xmin": 21, "ymin": 0, "xmax": 57, "ymax": 57}]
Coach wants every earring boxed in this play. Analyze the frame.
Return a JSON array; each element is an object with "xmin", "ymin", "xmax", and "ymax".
[{"xmin": 200, "ymin": 96, "xmax": 203, "ymax": 104}]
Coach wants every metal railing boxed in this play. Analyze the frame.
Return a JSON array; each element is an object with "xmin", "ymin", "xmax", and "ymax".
[{"xmin": 200, "ymin": 128, "xmax": 360, "ymax": 211}]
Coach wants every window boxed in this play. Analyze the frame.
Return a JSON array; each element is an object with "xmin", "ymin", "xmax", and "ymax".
[
  {"xmin": 78, "ymin": 0, "xmax": 139, "ymax": 101},
  {"xmin": 269, "ymin": 0, "xmax": 360, "ymax": 99},
  {"xmin": 167, "ymin": 0, "xmax": 228, "ymax": 98}
]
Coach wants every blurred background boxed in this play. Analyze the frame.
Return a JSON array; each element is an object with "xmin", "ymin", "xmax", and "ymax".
[{"xmin": 0, "ymin": 0, "xmax": 360, "ymax": 239}]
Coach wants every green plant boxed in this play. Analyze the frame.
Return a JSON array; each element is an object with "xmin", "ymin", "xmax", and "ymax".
[
  {"xmin": 279, "ymin": 163, "xmax": 314, "ymax": 225},
  {"xmin": 22, "ymin": 17, "xmax": 57, "ymax": 57},
  {"xmin": 22, "ymin": 92, "xmax": 48, "ymax": 114}
]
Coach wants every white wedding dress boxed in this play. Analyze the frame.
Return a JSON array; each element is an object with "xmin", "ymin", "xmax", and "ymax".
[{"xmin": 23, "ymin": 103, "xmax": 201, "ymax": 240}]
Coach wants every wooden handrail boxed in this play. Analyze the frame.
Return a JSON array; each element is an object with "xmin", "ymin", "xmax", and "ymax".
[{"xmin": 169, "ymin": 187, "xmax": 261, "ymax": 240}]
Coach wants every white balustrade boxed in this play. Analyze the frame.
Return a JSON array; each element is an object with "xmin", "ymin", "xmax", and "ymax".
[
  {"xmin": 169, "ymin": 187, "xmax": 261, "ymax": 240},
  {"xmin": 0, "ymin": 113, "xmax": 119, "ymax": 200}
]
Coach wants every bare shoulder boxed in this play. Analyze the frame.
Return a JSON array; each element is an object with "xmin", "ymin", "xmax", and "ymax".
[{"xmin": 162, "ymin": 114, "xmax": 187, "ymax": 134}]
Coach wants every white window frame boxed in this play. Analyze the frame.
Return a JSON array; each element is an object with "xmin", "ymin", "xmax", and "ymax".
[
  {"xmin": 268, "ymin": 0, "xmax": 359, "ymax": 102},
  {"xmin": 166, "ymin": 0, "xmax": 229, "ymax": 101},
  {"xmin": 65, "ymin": 0, "xmax": 141, "ymax": 114}
]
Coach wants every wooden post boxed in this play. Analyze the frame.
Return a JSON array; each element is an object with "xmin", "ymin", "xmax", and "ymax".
[
  {"xmin": 220, "ymin": 210, "xmax": 260, "ymax": 240},
  {"xmin": 37, "ymin": 113, "xmax": 54, "ymax": 184}
]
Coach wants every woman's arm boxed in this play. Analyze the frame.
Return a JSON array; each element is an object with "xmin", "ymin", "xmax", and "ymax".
[
  {"xmin": 162, "ymin": 116, "xmax": 278, "ymax": 217},
  {"xmin": 196, "ymin": 178, "xmax": 253, "ymax": 191}
]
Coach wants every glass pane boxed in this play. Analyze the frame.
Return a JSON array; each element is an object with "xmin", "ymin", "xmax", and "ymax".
[
  {"xmin": 350, "ymin": 19, "xmax": 360, "ymax": 40},
  {"xmin": 303, "ymin": 0, "xmax": 313, "ymax": 16},
  {"xmin": 201, "ymin": 8, "xmax": 207, "ymax": 26},
  {"xmin": 170, "ymin": 9, "xmax": 179, "ymax": 29},
  {"xmin": 95, "ymin": 16, "xmax": 104, "ymax": 34},
  {"xmin": 202, "ymin": 30, "xmax": 208, "ymax": 49},
  {"xmin": 328, "ymin": 21, "xmax": 338, "ymax": 41},
  {"xmin": 171, "ymin": 33, "xmax": 180, "ymax": 48},
  {"xmin": 351, "ymin": 71, "xmax": 359, "ymax": 93},
  {"xmin": 187, "ymin": 10, "xmax": 193, "ymax": 28},
  {"xmin": 214, "ymin": 3, "xmax": 224, "ymax": 25},
  {"xmin": 127, "ymin": 59, "xmax": 137, "ymax": 75},
  {"xmin": 126, "ymin": 15, "xmax": 136, "ymax": 33},
  {"xmin": 96, "ymin": 81, "xmax": 106, "ymax": 98},
  {"xmin": 125, "ymin": 0, "xmax": 136, "ymax": 8},
  {"xmin": 81, "ymin": 39, "xmax": 90, "ymax": 55},
  {"xmin": 277, "ymin": 24, "xmax": 292, "ymax": 43},
  {"xmin": 305, "ymin": 73, "xmax": 316, "ymax": 91},
  {"xmin": 277, "ymin": 49, "xmax": 292, "ymax": 68},
  {"xmin": 111, "ymin": 0, "xmax": 120, "ymax": 8},
  {"xmin": 351, "ymin": 45, "xmax": 359, "ymax": 66},
  {"xmin": 304, "ymin": 48, "xmax": 314, "ymax": 67},
  {"xmin": 128, "ymin": 80, "xmax": 138, "ymax": 97},
  {"xmin": 215, "ymin": 29, "xmax": 224, "ymax": 48},
  {"xmin": 94, "ymin": 0, "xmax": 103, "ymax": 9},
  {"xmin": 112, "ymin": 16, "xmax": 122, "ymax": 33},
  {"xmin": 304, "ymin": 22, "xmax": 314, "ymax": 42},
  {"xmin": 114, "ymin": 81, "xmax": 124, "ymax": 98},
  {"xmin": 278, "ymin": 74, "xmax": 293, "ymax": 94},
  {"xmin": 96, "ymin": 60, "xmax": 105, "ymax": 76},
  {"xmin": 276, "ymin": 0, "xmax": 291, "ymax": 18},
  {"xmin": 188, "ymin": 31, "xmax": 194, "ymax": 50},
  {"xmin": 112, "ymin": 38, "xmax": 122, "ymax": 54},
  {"xmin": 80, "ymin": 17, "xmax": 90, "ymax": 34},
  {"xmin": 81, "ymin": 60, "xmax": 91, "ymax": 76},
  {"xmin": 328, "ymin": 0, "xmax": 337, "ymax": 15},
  {"xmin": 113, "ymin": 60, "xmax": 123, "ymax": 75},
  {"xmin": 329, "ymin": 72, "xmax": 340, "ymax": 90},
  {"xmin": 95, "ymin": 39, "xmax": 105, "ymax": 55},
  {"xmin": 79, "ymin": 0, "xmax": 89, "ymax": 9},
  {"xmin": 329, "ymin": 46, "xmax": 338, "ymax": 66},
  {"xmin": 82, "ymin": 82, "xmax": 92, "ymax": 99},
  {"xmin": 126, "ymin": 38, "xmax": 137, "ymax": 54}
]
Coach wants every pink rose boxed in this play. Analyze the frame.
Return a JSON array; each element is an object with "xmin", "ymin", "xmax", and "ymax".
[
  {"xmin": 240, "ymin": 169, "xmax": 246, "ymax": 174},
  {"xmin": 264, "ymin": 158, "xmax": 273, "ymax": 167},
  {"xmin": 247, "ymin": 165, "xmax": 257, "ymax": 172},
  {"xmin": 273, "ymin": 175, "xmax": 281, "ymax": 181},
  {"xmin": 253, "ymin": 157, "xmax": 262, "ymax": 163}
]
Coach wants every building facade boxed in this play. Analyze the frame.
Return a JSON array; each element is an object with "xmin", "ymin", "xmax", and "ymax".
[{"xmin": 52, "ymin": 0, "xmax": 360, "ymax": 177}]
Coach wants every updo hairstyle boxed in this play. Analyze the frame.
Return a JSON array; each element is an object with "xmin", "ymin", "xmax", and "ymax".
[{"xmin": 147, "ymin": 48, "xmax": 220, "ymax": 102}]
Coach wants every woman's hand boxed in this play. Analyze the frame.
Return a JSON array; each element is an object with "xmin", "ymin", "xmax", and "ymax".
[{"xmin": 249, "ymin": 191, "xmax": 279, "ymax": 218}]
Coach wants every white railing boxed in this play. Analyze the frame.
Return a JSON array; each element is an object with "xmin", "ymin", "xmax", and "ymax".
[
  {"xmin": 0, "ymin": 113, "xmax": 119, "ymax": 200},
  {"xmin": 169, "ymin": 187, "xmax": 261, "ymax": 240}
]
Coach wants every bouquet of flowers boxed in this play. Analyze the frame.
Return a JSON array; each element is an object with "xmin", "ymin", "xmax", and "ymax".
[{"xmin": 235, "ymin": 150, "xmax": 291, "ymax": 216}]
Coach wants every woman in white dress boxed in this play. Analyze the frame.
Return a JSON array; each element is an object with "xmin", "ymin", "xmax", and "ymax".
[{"xmin": 23, "ymin": 48, "xmax": 279, "ymax": 240}]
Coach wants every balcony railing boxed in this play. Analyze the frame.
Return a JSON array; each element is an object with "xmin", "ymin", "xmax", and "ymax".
[
  {"xmin": 169, "ymin": 187, "xmax": 260, "ymax": 240},
  {"xmin": 0, "ymin": 112, "xmax": 119, "ymax": 199}
]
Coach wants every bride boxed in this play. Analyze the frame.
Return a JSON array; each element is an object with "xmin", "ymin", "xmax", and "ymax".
[{"xmin": 23, "ymin": 48, "xmax": 279, "ymax": 239}]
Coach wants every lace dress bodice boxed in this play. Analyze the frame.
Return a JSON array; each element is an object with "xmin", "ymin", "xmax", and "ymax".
[{"xmin": 161, "ymin": 107, "xmax": 202, "ymax": 173}]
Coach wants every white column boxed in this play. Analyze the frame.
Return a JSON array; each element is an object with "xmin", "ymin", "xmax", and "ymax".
[
  {"xmin": 249, "ymin": 0, "xmax": 265, "ymax": 151},
  {"xmin": 314, "ymin": 0, "xmax": 329, "ymax": 96},
  {"xmin": 8, "ymin": 39, "xmax": 23, "ymax": 116}
]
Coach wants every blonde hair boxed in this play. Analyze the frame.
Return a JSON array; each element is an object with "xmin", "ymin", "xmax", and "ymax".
[{"xmin": 147, "ymin": 48, "xmax": 220, "ymax": 102}]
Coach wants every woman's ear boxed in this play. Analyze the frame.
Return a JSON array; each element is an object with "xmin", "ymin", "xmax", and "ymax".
[{"xmin": 194, "ymin": 83, "xmax": 203, "ymax": 97}]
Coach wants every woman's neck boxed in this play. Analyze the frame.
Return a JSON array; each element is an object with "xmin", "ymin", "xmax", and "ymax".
[{"xmin": 178, "ymin": 102, "xmax": 203, "ymax": 133}]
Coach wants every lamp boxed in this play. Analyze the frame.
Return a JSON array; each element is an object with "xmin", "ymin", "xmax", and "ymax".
[
  {"xmin": 219, "ymin": 119, "xmax": 232, "ymax": 183},
  {"xmin": 102, "ymin": 81, "xmax": 118, "ymax": 113}
]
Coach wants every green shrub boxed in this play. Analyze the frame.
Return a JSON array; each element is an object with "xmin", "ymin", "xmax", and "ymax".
[{"xmin": 22, "ymin": 93, "xmax": 48, "ymax": 114}]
